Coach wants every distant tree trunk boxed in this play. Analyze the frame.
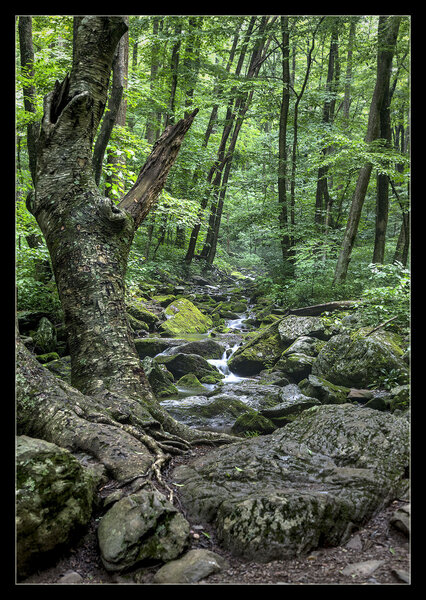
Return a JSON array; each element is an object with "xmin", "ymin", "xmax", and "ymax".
[
  {"xmin": 277, "ymin": 16, "xmax": 291, "ymax": 266},
  {"xmin": 165, "ymin": 23, "xmax": 182, "ymax": 127},
  {"xmin": 146, "ymin": 17, "xmax": 162, "ymax": 144},
  {"xmin": 104, "ymin": 16, "xmax": 129, "ymax": 197},
  {"xmin": 18, "ymin": 16, "xmax": 38, "ymax": 185},
  {"xmin": 18, "ymin": 17, "xmax": 229, "ymax": 485},
  {"xmin": 184, "ymin": 19, "xmax": 253, "ymax": 264},
  {"xmin": 333, "ymin": 16, "xmax": 400, "ymax": 284},
  {"xmin": 315, "ymin": 21, "xmax": 339, "ymax": 228},
  {"xmin": 289, "ymin": 17, "xmax": 324, "ymax": 249},
  {"xmin": 343, "ymin": 18, "xmax": 356, "ymax": 128},
  {"xmin": 200, "ymin": 17, "xmax": 270, "ymax": 264}
]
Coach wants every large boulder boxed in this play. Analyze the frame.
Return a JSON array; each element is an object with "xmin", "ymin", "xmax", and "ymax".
[
  {"xmin": 16, "ymin": 436, "xmax": 96, "ymax": 579},
  {"xmin": 97, "ymin": 489, "xmax": 190, "ymax": 573},
  {"xmin": 208, "ymin": 380, "xmax": 282, "ymax": 412},
  {"xmin": 260, "ymin": 384, "xmax": 321, "ymax": 425},
  {"xmin": 166, "ymin": 339, "xmax": 225, "ymax": 359},
  {"xmin": 155, "ymin": 352, "xmax": 223, "ymax": 383},
  {"xmin": 153, "ymin": 549, "xmax": 229, "ymax": 584},
  {"xmin": 159, "ymin": 298, "xmax": 213, "ymax": 336},
  {"xmin": 141, "ymin": 357, "xmax": 178, "ymax": 398},
  {"xmin": 278, "ymin": 315, "xmax": 331, "ymax": 344},
  {"xmin": 312, "ymin": 329, "xmax": 409, "ymax": 388},
  {"xmin": 32, "ymin": 317, "xmax": 57, "ymax": 354},
  {"xmin": 227, "ymin": 320, "xmax": 286, "ymax": 376},
  {"xmin": 172, "ymin": 404, "xmax": 409, "ymax": 562},
  {"xmin": 159, "ymin": 395, "xmax": 254, "ymax": 431},
  {"xmin": 298, "ymin": 374, "xmax": 350, "ymax": 405}
]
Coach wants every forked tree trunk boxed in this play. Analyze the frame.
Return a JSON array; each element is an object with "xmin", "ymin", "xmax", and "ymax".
[{"xmin": 18, "ymin": 16, "xmax": 232, "ymax": 482}]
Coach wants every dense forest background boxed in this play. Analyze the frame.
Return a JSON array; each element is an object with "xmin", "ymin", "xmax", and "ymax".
[{"xmin": 16, "ymin": 15, "xmax": 410, "ymax": 335}]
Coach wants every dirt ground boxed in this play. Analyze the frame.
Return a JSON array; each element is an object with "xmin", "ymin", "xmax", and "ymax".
[{"xmin": 19, "ymin": 445, "xmax": 411, "ymax": 586}]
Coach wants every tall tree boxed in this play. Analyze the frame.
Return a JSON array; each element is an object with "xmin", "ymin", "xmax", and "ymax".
[
  {"xmin": 17, "ymin": 17, "xmax": 231, "ymax": 486},
  {"xmin": 18, "ymin": 16, "xmax": 38, "ymax": 185},
  {"xmin": 277, "ymin": 16, "xmax": 291, "ymax": 265},
  {"xmin": 314, "ymin": 19, "xmax": 339, "ymax": 228},
  {"xmin": 333, "ymin": 16, "xmax": 401, "ymax": 284}
]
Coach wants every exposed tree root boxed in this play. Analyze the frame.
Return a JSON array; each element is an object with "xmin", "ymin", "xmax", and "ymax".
[{"xmin": 16, "ymin": 336, "xmax": 236, "ymax": 490}]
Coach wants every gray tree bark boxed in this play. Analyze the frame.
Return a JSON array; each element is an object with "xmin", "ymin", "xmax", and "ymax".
[{"xmin": 18, "ymin": 17, "xmax": 233, "ymax": 483}]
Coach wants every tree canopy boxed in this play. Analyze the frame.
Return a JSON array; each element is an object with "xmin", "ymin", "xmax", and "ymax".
[{"xmin": 16, "ymin": 14, "xmax": 410, "ymax": 327}]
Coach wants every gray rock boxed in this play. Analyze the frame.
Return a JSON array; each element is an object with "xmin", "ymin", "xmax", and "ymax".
[
  {"xmin": 390, "ymin": 503, "xmax": 410, "ymax": 536},
  {"xmin": 57, "ymin": 570, "xmax": 84, "ymax": 584},
  {"xmin": 260, "ymin": 384, "xmax": 320, "ymax": 424},
  {"xmin": 97, "ymin": 489, "xmax": 190, "ymax": 572},
  {"xmin": 299, "ymin": 374, "xmax": 350, "ymax": 404},
  {"xmin": 172, "ymin": 404, "xmax": 409, "ymax": 562},
  {"xmin": 156, "ymin": 353, "xmax": 223, "ymax": 382},
  {"xmin": 32, "ymin": 316, "xmax": 57, "ymax": 354},
  {"xmin": 273, "ymin": 353, "xmax": 315, "ymax": 382},
  {"xmin": 278, "ymin": 315, "xmax": 328, "ymax": 345},
  {"xmin": 153, "ymin": 549, "xmax": 229, "ymax": 583},
  {"xmin": 16, "ymin": 436, "xmax": 95, "ymax": 579},
  {"xmin": 341, "ymin": 560, "xmax": 384, "ymax": 578},
  {"xmin": 312, "ymin": 329, "xmax": 408, "ymax": 388}
]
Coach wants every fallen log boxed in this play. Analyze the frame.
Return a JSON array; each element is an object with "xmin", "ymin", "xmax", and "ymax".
[{"xmin": 285, "ymin": 300, "xmax": 358, "ymax": 317}]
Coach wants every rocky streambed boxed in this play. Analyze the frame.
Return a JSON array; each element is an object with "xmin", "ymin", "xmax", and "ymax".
[{"xmin": 16, "ymin": 269, "xmax": 411, "ymax": 584}]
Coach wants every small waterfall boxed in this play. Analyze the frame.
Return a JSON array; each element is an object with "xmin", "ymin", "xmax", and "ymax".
[{"xmin": 207, "ymin": 344, "xmax": 244, "ymax": 384}]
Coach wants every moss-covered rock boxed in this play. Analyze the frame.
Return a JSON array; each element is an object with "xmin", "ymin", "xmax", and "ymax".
[
  {"xmin": 141, "ymin": 357, "xmax": 178, "ymax": 398},
  {"xmin": 160, "ymin": 298, "xmax": 213, "ymax": 336},
  {"xmin": 32, "ymin": 317, "xmax": 57, "ymax": 354},
  {"xmin": 176, "ymin": 373, "xmax": 206, "ymax": 392},
  {"xmin": 44, "ymin": 355, "xmax": 72, "ymax": 383},
  {"xmin": 312, "ymin": 329, "xmax": 409, "ymax": 388},
  {"xmin": 36, "ymin": 352, "xmax": 60, "ymax": 364},
  {"xmin": 273, "ymin": 353, "xmax": 315, "ymax": 382},
  {"xmin": 172, "ymin": 404, "xmax": 409, "ymax": 562},
  {"xmin": 278, "ymin": 315, "xmax": 330, "ymax": 345},
  {"xmin": 151, "ymin": 294, "xmax": 176, "ymax": 308},
  {"xmin": 227, "ymin": 320, "xmax": 286, "ymax": 376},
  {"xmin": 298, "ymin": 374, "xmax": 350, "ymax": 405},
  {"xmin": 231, "ymin": 411, "xmax": 276, "ymax": 436},
  {"xmin": 97, "ymin": 489, "xmax": 190, "ymax": 572},
  {"xmin": 126, "ymin": 301, "xmax": 160, "ymax": 329},
  {"xmin": 16, "ymin": 436, "xmax": 96, "ymax": 579},
  {"xmin": 155, "ymin": 352, "xmax": 223, "ymax": 382}
]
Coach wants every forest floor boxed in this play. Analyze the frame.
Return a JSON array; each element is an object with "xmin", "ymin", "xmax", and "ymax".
[{"xmin": 20, "ymin": 444, "xmax": 410, "ymax": 587}]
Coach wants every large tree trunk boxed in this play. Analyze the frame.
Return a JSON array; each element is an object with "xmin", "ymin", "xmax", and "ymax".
[
  {"xmin": 19, "ymin": 17, "xmax": 233, "ymax": 483},
  {"xmin": 333, "ymin": 16, "xmax": 400, "ymax": 284}
]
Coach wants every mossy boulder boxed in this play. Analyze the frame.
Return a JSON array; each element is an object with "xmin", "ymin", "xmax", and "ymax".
[
  {"xmin": 44, "ymin": 355, "xmax": 72, "ymax": 383},
  {"xmin": 227, "ymin": 320, "xmax": 286, "ymax": 376},
  {"xmin": 176, "ymin": 373, "xmax": 206, "ymax": 392},
  {"xmin": 155, "ymin": 352, "xmax": 223, "ymax": 382},
  {"xmin": 312, "ymin": 329, "xmax": 409, "ymax": 388},
  {"xmin": 273, "ymin": 353, "xmax": 315, "ymax": 382},
  {"xmin": 16, "ymin": 436, "xmax": 96, "ymax": 579},
  {"xmin": 36, "ymin": 352, "xmax": 60, "ymax": 364},
  {"xmin": 231, "ymin": 411, "xmax": 276, "ymax": 436},
  {"xmin": 160, "ymin": 298, "xmax": 213, "ymax": 336},
  {"xmin": 151, "ymin": 294, "xmax": 176, "ymax": 308},
  {"xmin": 278, "ymin": 315, "xmax": 330, "ymax": 345},
  {"xmin": 172, "ymin": 339, "xmax": 224, "ymax": 359},
  {"xmin": 298, "ymin": 374, "xmax": 350, "ymax": 405},
  {"xmin": 32, "ymin": 317, "xmax": 57, "ymax": 354},
  {"xmin": 126, "ymin": 301, "xmax": 160, "ymax": 329},
  {"xmin": 141, "ymin": 357, "xmax": 178, "ymax": 398},
  {"xmin": 97, "ymin": 489, "xmax": 190, "ymax": 573},
  {"xmin": 172, "ymin": 404, "xmax": 409, "ymax": 562}
]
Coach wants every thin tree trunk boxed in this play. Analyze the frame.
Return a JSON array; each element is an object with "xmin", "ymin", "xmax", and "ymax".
[
  {"xmin": 343, "ymin": 18, "xmax": 356, "ymax": 128},
  {"xmin": 278, "ymin": 16, "xmax": 291, "ymax": 265},
  {"xmin": 165, "ymin": 23, "xmax": 181, "ymax": 128},
  {"xmin": 333, "ymin": 16, "xmax": 401, "ymax": 284},
  {"xmin": 185, "ymin": 19, "xmax": 254, "ymax": 264},
  {"xmin": 18, "ymin": 16, "xmax": 38, "ymax": 185},
  {"xmin": 315, "ymin": 21, "xmax": 339, "ymax": 227}
]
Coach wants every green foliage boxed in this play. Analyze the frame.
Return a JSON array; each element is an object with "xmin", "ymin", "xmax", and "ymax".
[{"xmin": 356, "ymin": 262, "xmax": 410, "ymax": 335}]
